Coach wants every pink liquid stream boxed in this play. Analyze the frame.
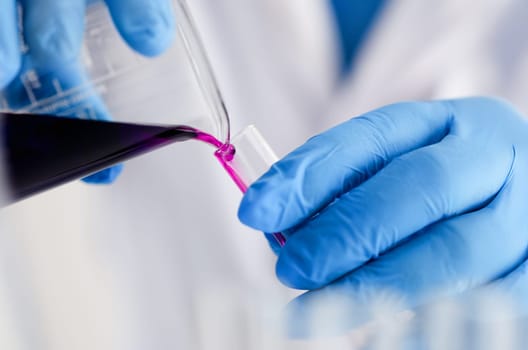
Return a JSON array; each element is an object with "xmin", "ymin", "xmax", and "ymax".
[{"xmin": 195, "ymin": 131, "xmax": 287, "ymax": 247}]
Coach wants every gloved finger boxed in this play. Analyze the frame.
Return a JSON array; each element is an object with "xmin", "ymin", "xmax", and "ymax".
[
  {"xmin": 0, "ymin": 0, "xmax": 21, "ymax": 87},
  {"xmin": 239, "ymin": 101, "xmax": 452, "ymax": 233},
  {"xmin": 82, "ymin": 164, "xmax": 123, "ymax": 184},
  {"xmin": 276, "ymin": 136, "xmax": 515, "ymax": 290},
  {"xmin": 104, "ymin": 0, "xmax": 175, "ymax": 57},
  {"xmin": 21, "ymin": 0, "xmax": 85, "ymax": 69},
  {"xmin": 286, "ymin": 175, "xmax": 528, "ymax": 337}
]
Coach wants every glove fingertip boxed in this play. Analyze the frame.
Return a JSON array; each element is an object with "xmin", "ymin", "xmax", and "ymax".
[
  {"xmin": 276, "ymin": 249, "xmax": 325, "ymax": 290},
  {"xmin": 238, "ymin": 184, "xmax": 283, "ymax": 232},
  {"xmin": 118, "ymin": 12, "xmax": 175, "ymax": 57},
  {"xmin": 238, "ymin": 191, "xmax": 264, "ymax": 229},
  {"xmin": 126, "ymin": 27, "xmax": 175, "ymax": 57},
  {"xmin": 82, "ymin": 164, "xmax": 123, "ymax": 184}
]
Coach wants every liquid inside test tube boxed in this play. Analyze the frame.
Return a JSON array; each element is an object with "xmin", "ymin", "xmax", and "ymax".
[{"xmin": 213, "ymin": 126, "xmax": 287, "ymax": 247}]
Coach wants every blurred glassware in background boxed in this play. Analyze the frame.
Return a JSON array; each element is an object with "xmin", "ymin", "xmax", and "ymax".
[{"xmin": 167, "ymin": 286, "xmax": 528, "ymax": 350}]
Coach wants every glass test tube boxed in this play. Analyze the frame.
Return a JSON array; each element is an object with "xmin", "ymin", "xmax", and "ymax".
[{"xmin": 215, "ymin": 125, "xmax": 286, "ymax": 247}]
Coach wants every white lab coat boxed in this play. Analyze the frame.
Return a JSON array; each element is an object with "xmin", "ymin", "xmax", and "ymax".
[{"xmin": 1, "ymin": 1, "xmax": 528, "ymax": 349}]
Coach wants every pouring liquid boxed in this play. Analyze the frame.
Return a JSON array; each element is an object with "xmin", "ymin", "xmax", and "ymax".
[{"xmin": 1, "ymin": 112, "xmax": 286, "ymax": 246}]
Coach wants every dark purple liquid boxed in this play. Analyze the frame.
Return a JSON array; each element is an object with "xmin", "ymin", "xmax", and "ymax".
[
  {"xmin": 0, "ymin": 112, "xmax": 286, "ymax": 246},
  {"xmin": 1, "ymin": 112, "xmax": 198, "ymax": 201}
]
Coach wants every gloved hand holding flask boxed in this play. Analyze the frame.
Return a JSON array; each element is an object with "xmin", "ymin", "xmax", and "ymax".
[{"xmin": 0, "ymin": 0, "xmax": 176, "ymax": 183}]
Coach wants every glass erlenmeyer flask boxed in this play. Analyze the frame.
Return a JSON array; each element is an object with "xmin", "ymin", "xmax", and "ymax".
[
  {"xmin": 0, "ymin": 0, "xmax": 286, "ymax": 246},
  {"xmin": 0, "ymin": 0, "xmax": 229, "ymax": 198}
]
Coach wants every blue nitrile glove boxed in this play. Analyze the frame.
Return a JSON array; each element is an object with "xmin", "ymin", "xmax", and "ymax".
[
  {"xmin": 0, "ymin": 0, "xmax": 175, "ymax": 183},
  {"xmin": 239, "ymin": 97, "xmax": 528, "ymax": 336}
]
